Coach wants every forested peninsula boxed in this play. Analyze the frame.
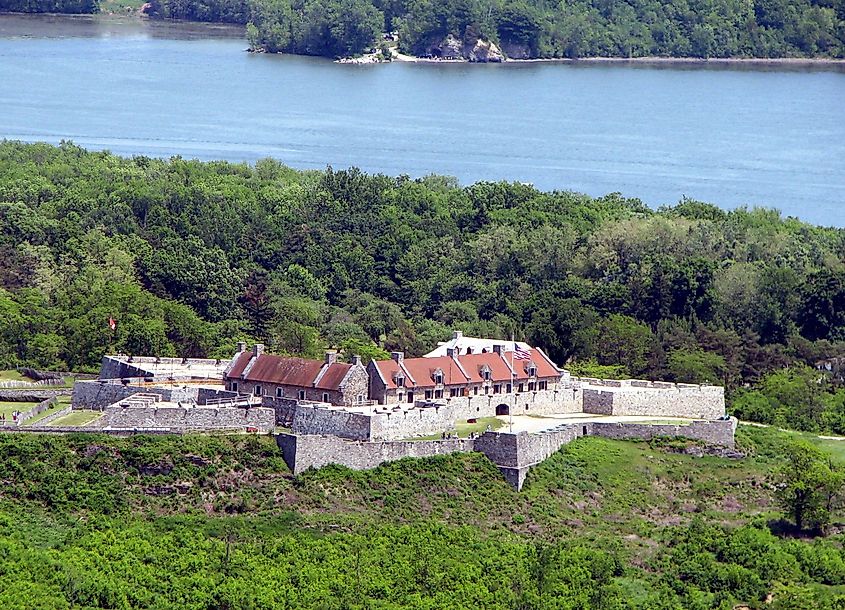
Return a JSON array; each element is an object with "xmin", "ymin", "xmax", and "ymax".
[
  {"xmin": 2, "ymin": 0, "xmax": 844, "ymax": 59},
  {"xmin": 4, "ymin": 140, "xmax": 845, "ymax": 435}
]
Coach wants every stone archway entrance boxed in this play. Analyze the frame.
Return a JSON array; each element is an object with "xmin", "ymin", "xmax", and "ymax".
[{"xmin": 495, "ymin": 403, "xmax": 510, "ymax": 416}]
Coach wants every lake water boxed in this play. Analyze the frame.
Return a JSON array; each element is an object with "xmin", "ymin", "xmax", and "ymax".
[{"xmin": 1, "ymin": 14, "xmax": 844, "ymax": 225}]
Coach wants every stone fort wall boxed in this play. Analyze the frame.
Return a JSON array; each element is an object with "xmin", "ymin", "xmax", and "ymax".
[
  {"xmin": 72, "ymin": 380, "xmax": 240, "ymax": 410},
  {"xmin": 277, "ymin": 433, "xmax": 474, "ymax": 475},
  {"xmin": 98, "ymin": 356, "xmax": 224, "ymax": 381},
  {"xmin": 580, "ymin": 380, "xmax": 725, "ymax": 419},
  {"xmin": 96, "ymin": 405, "xmax": 275, "ymax": 432},
  {"xmin": 279, "ymin": 417, "xmax": 738, "ymax": 489}
]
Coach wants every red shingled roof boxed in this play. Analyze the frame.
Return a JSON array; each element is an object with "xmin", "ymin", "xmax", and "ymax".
[
  {"xmin": 459, "ymin": 352, "xmax": 514, "ymax": 384},
  {"xmin": 226, "ymin": 352, "xmax": 351, "ymax": 390},
  {"xmin": 512, "ymin": 348, "xmax": 561, "ymax": 381},
  {"xmin": 374, "ymin": 356, "xmax": 470, "ymax": 389},
  {"xmin": 373, "ymin": 348, "xmax": 562, "ymax": 389},
  {"xmin": 315, "ymin": 363, "xmax": 353, "ymax": 390},
  {"xmin": 227, "ymin": 351, "xmax": 252, "ymax": 379}
]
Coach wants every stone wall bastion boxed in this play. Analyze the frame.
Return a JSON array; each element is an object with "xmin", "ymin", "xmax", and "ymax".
[{"xmin": 278, "ymin": 416, "xmax": 738, "ymax": 490}]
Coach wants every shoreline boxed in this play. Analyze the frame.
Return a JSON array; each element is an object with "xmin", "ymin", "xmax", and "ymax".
[
  {"xmin": 1, "ymin": 13, "xmax": 843, "ymax": 69},
  {"xmin": 391, "ymin": 53, "xmax": 845, "ymax": 68}
]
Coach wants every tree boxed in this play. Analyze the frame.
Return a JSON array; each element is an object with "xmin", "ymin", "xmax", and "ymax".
[
  {"xmin": 667, "ymin": 348, "xmax": 726, "ymax": 385},
  {"xmin": 595, "ymin": 314, "xmax": 655, "ymax": 377},
  {"xmin": 775, "ymin": 441, "xmax": 844, "ymax": 533}
]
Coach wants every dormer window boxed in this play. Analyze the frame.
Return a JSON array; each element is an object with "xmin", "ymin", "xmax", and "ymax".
[
  {"xmin": 396, "ymin": 374, "xmax": 405, "ymax": 388},
  {"xmin": 433, "ymin": 369, "xmax": 444, "ymax": 385},
  {"xmin": 480, "ymin": 365, "xmax": 491, "ymax": 382}
]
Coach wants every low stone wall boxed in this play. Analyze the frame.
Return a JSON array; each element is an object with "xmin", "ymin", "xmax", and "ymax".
[
  {"xmin": 591, "ymin": 418, "xmax": 737, "ymax": 447},
  {"xmin": 27, "ymin": 405, "xmax": 72, "ymax": 427},
  {"xmin": 277, "ymin": 433, "xmax": 474, "ymax": 475},
  {"xmin": 17, "ymin": 397, "xmax": 58, "ymax": 425},
  {"xmin": 0, "ymin": 388, "xmax": 72, "ymax": 402},
  {"xmin": 370, "ymin": 403, "xmax": 456, "ymax": 440},
  {"xmin": 96, "ymin": 405, "xmax": 275, "ymax": 432}
]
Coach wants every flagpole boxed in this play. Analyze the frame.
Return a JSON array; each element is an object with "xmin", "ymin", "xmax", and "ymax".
[{"xmin": 509, "ymin": 330, "xmax": 514, "ymax": 434}]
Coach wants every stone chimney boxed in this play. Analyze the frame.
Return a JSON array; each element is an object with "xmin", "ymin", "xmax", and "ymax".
[
  {"xmin": 452, "ymin": 330, "xmax": 463, "ymax": 340},
  {"xmin": 325, "ymin": 350, "xmax": 337, "ymax": 365},
  {"xmin": 391, "ymin": 351, "xmax": 404, "ymax": 363},
  {"xmin": 493, "ymin": 344, "xmax": 503, "ymax": 355},
  {"xmin": 352, "ymin": 355, "xmax": 362, "ymax": 366},
  {"xmin": 237, "ymin": 341, "xmax": 246, "ymax": 352},
  {"xmin": 253, "ymin": 343, "xmax": 264, "ymax": 357}
]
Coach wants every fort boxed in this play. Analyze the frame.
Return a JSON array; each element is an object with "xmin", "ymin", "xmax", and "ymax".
[{"xmin": 40, "ymin": 334, "xmax": 736, "ymax": 489}]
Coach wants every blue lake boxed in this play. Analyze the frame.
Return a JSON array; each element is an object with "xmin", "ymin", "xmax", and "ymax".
[{"xmin": 1, "ymin": 14, "xmax": 844, "ymax": 225}]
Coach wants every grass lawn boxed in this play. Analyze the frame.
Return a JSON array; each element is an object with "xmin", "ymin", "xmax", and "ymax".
[
  {"xmin": 47, "ymin": 410, "xmax": 103, "ymax": 427},
  {"xmin": 0, "ymin": 370, "xmax": 26, "ymax": 382},
  {"xmin": 408, "ymin": 416, "xmax": 503, "ymax": 440},
  {"xmin": 0, "ymin": 401, "xmax": 38, "ymax": 420}
]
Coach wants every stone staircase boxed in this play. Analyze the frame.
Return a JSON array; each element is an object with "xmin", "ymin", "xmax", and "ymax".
[{"xmin": 118, "ymin": 393, "xmax": 162, "ymax": 408}]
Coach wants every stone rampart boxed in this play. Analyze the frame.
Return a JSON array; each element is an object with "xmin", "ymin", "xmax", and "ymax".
[
  {"xmin": 261, "ymin": 396, "xmax": 299, "ymax": 426},
  {"xmin": 288, "ymin": 387, "xmax": 584, "ymax": 442},
  {"xmin": 277, "ymin": 433, "xmax": 474, "ymax": 475},
  {"xmin": 99, "ymin": 355, "xmax": 225, "ymax": 381},
  {"xmin": 96, "ymin": 405, "xmax": 275, "ymax": 432},
  {"xmin": 437, "ymin": 387, "xmax": 582, "ymax": 420},
  {"xmin": 291, "ymin": 404, "xmax": 372, "ymax": 440},
  {"xmin": 580, "ymin": 380, "xmax": 725, "ymax": 419},
  {"xmin": 370, "ymin": 403, "xmax": 456, "ymax": 440},
  {"xmin": 473, "ymin": 425, "xmax": 587, "ymax": 489},
  {"xmin": 72, "ymin": 380, "xmax": 227, "ymax": 410},
  {"xmin": 277, "ymin": 416, "xmax": 737, "ymax": 490}
]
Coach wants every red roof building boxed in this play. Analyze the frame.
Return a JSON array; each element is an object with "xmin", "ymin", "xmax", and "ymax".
[
  {"xmin": 368, "ymin": 343, "xmax": 564, "ymax": 405},
  {"xmin": 224, "ymin": 344, "xmax": 369, "ymax": 406}
]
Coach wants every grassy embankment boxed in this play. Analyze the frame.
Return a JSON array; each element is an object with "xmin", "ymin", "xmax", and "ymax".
[{"xmin": 1, "ymin": 426, "xmax": 845, "ymax": 607}]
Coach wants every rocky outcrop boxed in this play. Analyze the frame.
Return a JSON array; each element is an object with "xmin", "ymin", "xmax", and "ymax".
[
  {"xmin": 468, "ymin": 39, "xmax": 504, "ymax": 63},
  {"xmin": 424, "ymin": 34, "xmax": 505, "ymax": 62}
]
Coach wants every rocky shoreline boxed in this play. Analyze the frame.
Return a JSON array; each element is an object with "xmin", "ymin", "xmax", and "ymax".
[{"xmin": 338, "ymin": 42, "xmax": 845, "ymax": 68}]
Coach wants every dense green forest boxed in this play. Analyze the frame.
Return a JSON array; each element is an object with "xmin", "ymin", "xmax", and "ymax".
[
  {"xmin": 193, "ymin": 0, "xmax": 845, "ymax": 58},
  {"xmin": 0, "ymin": 0, "xmax": 97, "ymax": 13},
  {"xmin": 2, "ymin": 426, "xmax": 845, "ymax": 608},
  {"xmin": 3, "ymin": 140, "xmax": 845, "ymax": 429},
  {"xmin": 3, "ymin": 0, "xmax": 844, "ymax": 59}
]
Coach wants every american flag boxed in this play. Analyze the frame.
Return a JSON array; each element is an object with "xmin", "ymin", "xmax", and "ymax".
[{"xmin": 513, "ymin": 343, "xmax": 531, "ymax": 360}]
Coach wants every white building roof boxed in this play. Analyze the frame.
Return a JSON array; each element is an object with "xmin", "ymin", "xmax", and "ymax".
[{"xmin": 424, "ymin": 331, "xmax": 531, "ymax": 358}]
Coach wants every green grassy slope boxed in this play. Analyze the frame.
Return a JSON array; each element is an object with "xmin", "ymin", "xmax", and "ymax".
[{"xmin": 1, "ymin": 426, "xmax": 844, "ymax": 608}]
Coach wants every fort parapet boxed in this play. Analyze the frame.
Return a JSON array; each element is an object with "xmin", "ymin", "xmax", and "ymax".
[{"xmin": 278, "ymin": 417, "xmax": 738, "ymax": 490}]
